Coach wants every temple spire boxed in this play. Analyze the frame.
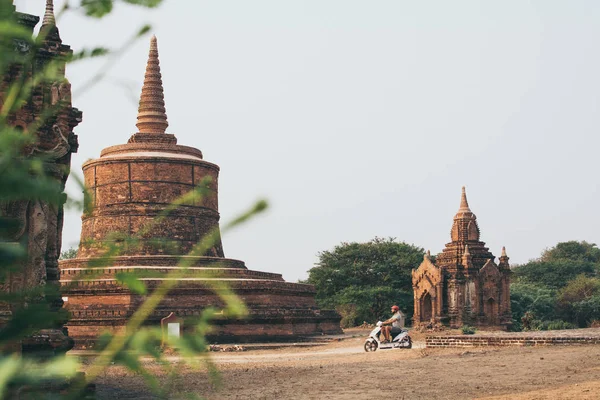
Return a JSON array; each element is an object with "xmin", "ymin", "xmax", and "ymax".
[
  {"xmin": 42, "ymin": 0, "xmax": 55, "ymax": 26},
  {"xmin": 501, "ymin": 246, "xmax": 507, "ymax": 257},
  {"xmin": 462, "ymin": 244, "xmax": 473, "ymax": 268},
  {"xmin": 458, "ymin": 186, "xmax": 471, "ymax": 212},
  {"xmin": 40, "ymin": 0, "xmax": 61, "ymax": 41},
  {"xmin": 136, "ymin": 35, "xmax": 168, "ymax": 134}
]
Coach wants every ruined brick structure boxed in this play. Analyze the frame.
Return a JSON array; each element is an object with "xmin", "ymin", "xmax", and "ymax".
[
  {"xmin": 0, "ymin": 0, "xmax": 81, "ymax": 354},
  {"xmin": 412, "ymin": 187, "xmax": 511, "ymax": 330},
  {"xmin": 59, "ymin": 37, "xmax": 341, "ymax": 348}
]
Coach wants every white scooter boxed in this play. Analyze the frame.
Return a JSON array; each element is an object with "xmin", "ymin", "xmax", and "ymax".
[{"xmin": 364, "ymin": 321, "xmax": 412, "ymax": 352}]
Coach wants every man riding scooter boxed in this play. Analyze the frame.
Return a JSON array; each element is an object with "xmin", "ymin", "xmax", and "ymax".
[{"xmin": 380, "ymin": 305, "xmax": 405, "ymax": 343}]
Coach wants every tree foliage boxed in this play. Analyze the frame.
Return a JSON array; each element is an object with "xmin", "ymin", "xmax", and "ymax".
[
  {"xmin": 512, "ymin": 260, "xmax": 596, "ymax": 290},
  {"xmin": 510, "ymin": 283, "xmax": 557, "ymax": 330},
  {"xmin": 306, "ymin": 237, "xmax": 424, "ymax": 327},
  {"xmin": 540, "ymin": 241, "xmax": 600, "ymax": 264},
  {"xmin": 59, "ymin": 247, "xmax": 78, "ymax": 260},
  {"xmin": 511, "ymin": 241, "xmax": 600, "ymax": 330},
  {"xmin": 557, "ymin": 275, "xmax": 600, "ymax": 327}
]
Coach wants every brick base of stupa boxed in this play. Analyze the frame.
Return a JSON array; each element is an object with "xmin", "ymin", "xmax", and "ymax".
[{"xmin": 59, "ymin": 256, "xmax": 341, "ymax": 349}]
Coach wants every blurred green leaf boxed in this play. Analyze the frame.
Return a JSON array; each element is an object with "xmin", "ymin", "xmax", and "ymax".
[
  {"xmin": 115, "ymin": 272, "xmax": 147, "ymax": 294},
  {"xmin": 81, "ymin": 0, "xmax": 114, "ymax": 17},
  {"xmin": 123, "ymin": 0, "xmax": 164, "ymax": 7},
  {"xmin": 137, "ymin": 24, "xmax": 152, "ymax": 37}
]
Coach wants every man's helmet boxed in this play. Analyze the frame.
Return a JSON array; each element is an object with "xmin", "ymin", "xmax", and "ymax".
[{"xmin": 391, "ymin": 305, "xmax": 399, "ymax": 312}]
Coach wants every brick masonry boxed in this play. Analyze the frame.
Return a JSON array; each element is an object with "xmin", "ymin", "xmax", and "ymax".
[
  {"xmin": 412, "ymin": 187, "xmax": 512, "ymax": 330},
  {"xmin": 59, "ymin": 36, "xmax": 341, "ymax": 348},
  {"xmin": 426, "ymin": 336, "xmax": 600, "ymax": 347},
  {"xmin": 426, "ymin": 329, "xmax": 600, "ymax": 347}
]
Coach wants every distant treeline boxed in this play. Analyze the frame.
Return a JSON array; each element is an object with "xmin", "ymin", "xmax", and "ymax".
[{"xmin": 306, "ymin": 238, "xmax": 600, "ymax": 330}]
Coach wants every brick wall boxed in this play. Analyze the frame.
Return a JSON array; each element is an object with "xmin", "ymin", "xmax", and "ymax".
[{"xmin": 426, "ymin": 335, "xmax": 600, "ymax": 348}]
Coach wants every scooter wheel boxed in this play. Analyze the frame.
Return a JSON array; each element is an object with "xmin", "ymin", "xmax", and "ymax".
[
  {"xmin": 405, "ymin": 336, "xmax": 412, "ymax": 349},
  {"xmin": 364, "ymin": 340, "xmax": 378, "ymax": 352}
]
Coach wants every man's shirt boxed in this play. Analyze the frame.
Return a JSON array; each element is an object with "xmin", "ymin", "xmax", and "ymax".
[{"xmin": 391, "ymin": 311, "xmax": 405, "ymax": 328}]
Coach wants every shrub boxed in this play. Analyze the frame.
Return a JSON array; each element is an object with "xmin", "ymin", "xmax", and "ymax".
[
  {"xmin": 335, "ymin": 304, "xmax": 358, "ymax": 329},
  {"xmin": 542, "ymin": 320, "xmax": 576, "ymax": 330},
  {"xmin": 511, "ymin": 283, "xmax": 558, "ymax": 325},
  {"xmin": 461, "ymin": 325, "xmax": 476, "ymax": 335},
  {"xmin": 521, "ymin": 311, "xmax": 538, "ymax": 331},
  {"xmin": 571, "ymin": 295, "xmax": 600, "ymax": 327}
]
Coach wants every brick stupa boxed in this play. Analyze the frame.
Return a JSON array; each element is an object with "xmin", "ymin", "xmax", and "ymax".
[{"xmin": 59, "ymin": 37, "xmax": 341, "ymax": 348}]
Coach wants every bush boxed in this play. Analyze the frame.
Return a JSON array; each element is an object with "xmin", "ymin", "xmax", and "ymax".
[
  {"xmin": 571, "ymin": 295, "xmax": 600, "ymax": 327},
  {"xmin": 461, "ymin": 325, "xmax": 476, "ymax": 335},
  {"xmin": 557, "ymin": 277, "xmax": 600, "ymax": 327},
  {"xmin": 511, "ymin": 283, "xmax": 558, "ymax": 327},
  {"xmin": 541, "ymin": 320, "xmax": 576, "ymax": 331},
  {"xmin": 521, "ymin": 311, "xmax": 538, "ymax": 331},
  {"xmin": 335, "ymin": 304, "xmax": 358, "ymax": 329}
]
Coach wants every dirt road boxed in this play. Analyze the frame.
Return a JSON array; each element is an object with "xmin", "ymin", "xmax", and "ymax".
[{"xmin": 94, "ymin": 332, "xmax": 600, "ymax": 399}]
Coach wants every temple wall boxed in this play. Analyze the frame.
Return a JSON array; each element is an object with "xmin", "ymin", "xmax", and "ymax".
[
  {"xmin": 79, "ymin": 156, "xmax": 223, "ymax": 257},
  {"xmin": 426, "ymin": 335, "xmax": 600, "ymax": 348}
]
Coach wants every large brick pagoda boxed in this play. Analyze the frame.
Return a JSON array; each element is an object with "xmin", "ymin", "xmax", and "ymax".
[
  {"xmin": 411, "ymin": 187, "xmax": 511, "ymax": 329},
  {"xmin": 59, "ymin": 37, "xmax": 341, "ymax": 348}
]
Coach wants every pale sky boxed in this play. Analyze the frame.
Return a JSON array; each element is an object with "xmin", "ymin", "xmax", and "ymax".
[{"xmin": 17, "ymin": 0, "xmax": 600, "ymax": 282}]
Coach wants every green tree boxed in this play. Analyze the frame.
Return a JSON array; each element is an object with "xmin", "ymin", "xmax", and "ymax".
[
  {"xmin": 511, "ymin": 240, "xmax": 600, "ymax": 330},
  {"xmin": 306, "ymin": 237, "xmax": 424, "ymax": 327},
  {"xmin": 541, "ymin": 241, "xmax": 600, "ymax": 265},
  {"xmin": 510, "ymin": 282, "xmax": 557, "ymax": 330},
  {"xmin": 557, "ymin": 275, "xmax": 600, "ymax": 327},
  {"xmin": 59, "ymin": 247, "xmax": 78, "ymax": 260},
  {"xmin": 512, "ymin": 259, "xmax": 596, "ymax": 289}
]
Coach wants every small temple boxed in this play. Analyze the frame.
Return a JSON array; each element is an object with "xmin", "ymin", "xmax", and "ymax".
[
  {"xmin": 411, "ymin": 187, "xmax": 512, "ymax": 329},
  {"xmin": 59, "ymin": 36, "xmax": 341, "ymax": 348}
]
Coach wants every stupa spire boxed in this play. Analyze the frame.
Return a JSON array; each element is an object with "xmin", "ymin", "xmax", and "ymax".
[
  {"xmin": 458, "ymin": 186, "xmax": 471, "ymax": 212},
  {"xmin": 462, "ymin": 244, "xmax": 473, "ymax": 268},
  {"xmin": 40, "ymin": 0, "xmax": 61, "ymax": 41},
  {"xmin": 136, "ymin": 35, "xmax": 168, "ymax": 134},
  {"xmin": 42, "ymin": 0, "xmax": 55, "ymax": 26}
]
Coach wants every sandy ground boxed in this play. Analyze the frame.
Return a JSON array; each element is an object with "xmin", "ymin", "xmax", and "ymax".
[{"xmin": 90, "ymin": 329, "xmax": 600, "ymax": 400}]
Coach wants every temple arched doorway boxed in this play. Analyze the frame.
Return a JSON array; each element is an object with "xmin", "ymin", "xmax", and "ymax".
[
  {"xmin": 421, "ymin": 292, "xmax": 433, "ymax": 322},
  {"xmin": 485, "ymin": 298, "xmax": 498, "ymax": 325}
]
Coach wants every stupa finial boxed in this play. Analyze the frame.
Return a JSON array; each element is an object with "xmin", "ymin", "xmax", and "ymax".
[
  {"xmin": 462, "ymin": 244, "xmax": 472, "ymax": 268},
  {"xmin": 40, "ymin": 0, "xmax": 61, "ymax": 41},
  {"xmin": 501, "ymin": 246, "xmax": 507, "ymax": 257},
  {"xmin": 42, "ymin": 0, "xmax": 56, "ymax": 26},
  {"xmin": 459, "ymin": 186, "xmax": 471, "ymax": 212},
  {"xmin": 136, "ymin": 35, "xmax": 169, "ymax": 134}
]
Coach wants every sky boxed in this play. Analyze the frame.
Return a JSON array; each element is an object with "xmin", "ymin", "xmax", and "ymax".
[{"xmin": 16, "ymin": 0, "xmax": 600, "ymax": 282}]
